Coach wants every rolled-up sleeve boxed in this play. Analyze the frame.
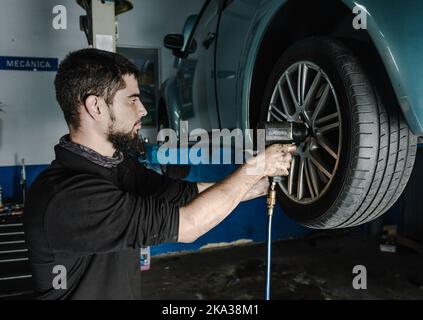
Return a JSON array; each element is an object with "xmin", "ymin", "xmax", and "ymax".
[{"xmin": 45, "ymin": 175, "xmax": 180, "ymax": 254}]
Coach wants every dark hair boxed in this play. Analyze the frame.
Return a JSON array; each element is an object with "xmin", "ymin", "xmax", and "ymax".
[{"xmin": 54, "ymin": 48, "xmax": 140, "ymax": 129}]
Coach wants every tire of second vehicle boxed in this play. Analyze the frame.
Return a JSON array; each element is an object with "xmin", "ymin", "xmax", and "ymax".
[{"xmin": 259, "ymin": 37, "xmax": 418, "ymax": 229}]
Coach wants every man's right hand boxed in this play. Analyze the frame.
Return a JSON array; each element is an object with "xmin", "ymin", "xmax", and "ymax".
[{"xmin": 246, "ymin": 144, "xmax": 296, "ymax": 178}]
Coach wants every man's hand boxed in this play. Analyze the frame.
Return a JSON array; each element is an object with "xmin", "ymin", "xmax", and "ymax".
[
  {"xmin": 245, "ymin": 144, "xmax": 296, "ymax": 177},
  {"xmin": 241, "ymin": 144, "xmax": 295, "ymax": 201}
]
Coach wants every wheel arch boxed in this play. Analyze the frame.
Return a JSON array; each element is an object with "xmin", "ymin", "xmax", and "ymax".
[{"xmin": 244, "ymin": 0, "xmax": 423, "ymax": 135}]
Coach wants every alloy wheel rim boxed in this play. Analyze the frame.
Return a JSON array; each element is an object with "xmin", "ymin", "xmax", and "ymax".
[{"xmin": 266, "ymin": 61, "xmax": 343, "ymax": 204}]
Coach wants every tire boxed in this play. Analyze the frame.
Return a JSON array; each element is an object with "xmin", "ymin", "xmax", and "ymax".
[
  {"xmin": 259, "ymin": 37, "xmax": 418, "ymax": 229},
  {"xmin": 157, "ymin": 103, "xmax": 191, "ymax": 180}
]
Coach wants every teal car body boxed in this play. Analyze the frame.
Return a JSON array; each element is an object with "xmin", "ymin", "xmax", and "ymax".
[{"xmin": 160, "ymin": 0, "xmax": 423, "ymax": 136}]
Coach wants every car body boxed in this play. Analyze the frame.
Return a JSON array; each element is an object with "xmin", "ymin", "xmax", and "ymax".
[
  {"xmin": 160, "ymin": 0, "xmax": 423, "ymax": 136},
  {"xmin": 159, "ymin": 0, "xmax": 421, "ymax": 228}
]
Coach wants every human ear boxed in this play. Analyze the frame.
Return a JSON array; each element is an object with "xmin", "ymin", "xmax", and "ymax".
[{"xmin": 83, "ymin": 95, "xmax": 102, "ymax": 120}]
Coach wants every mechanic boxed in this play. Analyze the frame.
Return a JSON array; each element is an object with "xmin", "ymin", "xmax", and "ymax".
[{"xmin": 24, "ymin": 48, "xmax": 295, "ymax": 300}]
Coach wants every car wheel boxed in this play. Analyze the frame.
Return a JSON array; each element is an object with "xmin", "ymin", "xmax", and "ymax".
[{"xmin": 259, "ymin": 37, "xmax": 418, "ymax": 229}]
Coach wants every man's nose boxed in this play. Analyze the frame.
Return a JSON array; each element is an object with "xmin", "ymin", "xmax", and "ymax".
[{"xmin": 138, "ymin": 101, "xmax": 148, "ymax": 118}]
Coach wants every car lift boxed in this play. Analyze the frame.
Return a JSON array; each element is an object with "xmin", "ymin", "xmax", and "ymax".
[{"xmin": 76, "ymin": 0, "xmax": 133, "ymax": 52}]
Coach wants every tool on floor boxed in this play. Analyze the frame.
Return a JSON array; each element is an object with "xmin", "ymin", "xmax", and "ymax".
[{"xmin": 260, "ymin": 121, "xmax": 309, "ymax": 300}]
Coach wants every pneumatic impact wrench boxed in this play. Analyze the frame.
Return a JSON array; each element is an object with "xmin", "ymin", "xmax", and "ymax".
[{"xmin": 258, "ymin": 121, "xmax": 309, "ymax": 300}]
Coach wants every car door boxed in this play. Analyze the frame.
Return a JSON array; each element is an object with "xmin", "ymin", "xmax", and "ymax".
[
  {"xmin": 175, "ymin": 0, "xmax": 224, "ymax": 135},
  {"xmin": 215, "ymin": 0, "xmax": 261, "ymax": 130}
]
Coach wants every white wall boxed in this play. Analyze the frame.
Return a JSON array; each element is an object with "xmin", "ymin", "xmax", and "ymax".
[
  {"xmin": 0, "ymin": 0, "xmax": 202, "ymax": 166},
  {"xmin": 0, "ymin": 0, "xmax": 87, "ymax": 166}
]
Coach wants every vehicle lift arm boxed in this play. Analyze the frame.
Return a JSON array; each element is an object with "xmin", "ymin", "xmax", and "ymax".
[{"xmin": 76, "ymin": 0, "xmax": 133, "ymax": 52}]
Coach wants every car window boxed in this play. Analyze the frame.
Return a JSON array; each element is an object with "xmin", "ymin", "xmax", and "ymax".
[
  {"xmin": 182, "ymin": 15, "xmax": 198, "ymax": 50},
  {"xmin": 183, "ymin": 0, "xmax": 214, "ymax": 53}
]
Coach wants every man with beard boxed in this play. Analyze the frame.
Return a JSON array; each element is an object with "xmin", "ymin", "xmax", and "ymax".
[{"xmin": 24, "ymin": 48, "xmax": 294, "ymax": 299}]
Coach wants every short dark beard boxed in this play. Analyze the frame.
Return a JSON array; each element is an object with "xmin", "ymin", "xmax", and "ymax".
[
  {"xmin": 107, "ymin": 130, "xmax": 145, "ymax": 154},
  {"xmin": 106, "ymin": 106, "xmax": 145, "ymax": 155}
]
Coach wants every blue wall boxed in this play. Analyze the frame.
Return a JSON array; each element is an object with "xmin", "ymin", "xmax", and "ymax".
[
  {"xmin": 0, "ymin": 165, "xmax": 48, "ymax": 201},
  {"xmin": 150, "ymin": 163, "xmax": 311, "ymax": 256},
  {"xmin": 0, "ymin": 145, "xmax": 313, "ymax": 256},
  {"xmin": 0, "ymin": 161, "xmax": 311, "ymax": 256},
  {"xmin": 1, "ymin": 144, "xmax": 421, "ymax": 256}
]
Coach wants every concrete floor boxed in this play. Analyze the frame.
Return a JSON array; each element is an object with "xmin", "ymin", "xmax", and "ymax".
[{"xmin": 141, "ymin": 233, "xmax": 423, "ymax": 300}]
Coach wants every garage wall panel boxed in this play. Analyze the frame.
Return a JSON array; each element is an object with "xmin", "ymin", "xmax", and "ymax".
[
  {"xmin": 0, "ymin": 0, "xmax": 87, "ymax": 166},
  {"xmin": 0, "ymin": 0, "xmax": 202, "ymax": 167}
]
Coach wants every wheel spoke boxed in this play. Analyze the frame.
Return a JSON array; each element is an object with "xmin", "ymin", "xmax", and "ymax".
[
  {"xmin": 297, "ymin": 64, "xmax": 308, "ymax": 106},
  {"xmin": 301, "ymin": 64, "xmax": 308, "ymax": 106},
  {"xmin": 288, "ymin": 156, "xmax": 297, "ymax": 195},
  {"xmin": 315, "ymin": 135, "xmax": 338, "ymax": 159},
  {"xmin": 316, "ymin": 122, "xmax": 340, "ymax": 135},
  {"xmin": 315, "ymin": 112, "xmax": 339, "ymax": 126},
  {"xmin": 315, "ymin": 111, "xmax": 340, "ymax": 135},
  {"xmin": 304, "ymin": 71, "xmax": 322, "ymax": 110},
  {"xmin": 311, "ymin": 83, "xmax": 330, "ymax": 124},
  {"xmin": 304, "ymin": 159, "xmax": 316, "ymax": 199},
  {"xmin": 297, "ymin": 157, "xmax": 305, "ymax": 200},
  {"xmin": 278, "ymin": 81, "xmax": 292, "ymax": 116},
  {"xmin": 286, "ymin": 72, "xmax": 299, "ymax": 107},
  {"xmin": 320, "ymin": 171, "xmax": 329, "ymax": 184},
  {"xmin": 307, "ymin": 158, "xmax": 320, "ymax": 197},
  {"xmin": 302, "ymin": 111, "xmax": 312, "ymax": 124},
  {"xmin": 269, "ymin": 110, "xmax": 284, "ymax": 122},
  {"xmin": 297, "ymin": 64, "xmax": 302, "ymax": 106},
  {"xmin": 270, "ymin": 103, "xmax": 288, "ymax": 120},
  {"xmin": 309, "ymin": 154, "xmax": 332, "ymax": 179}
]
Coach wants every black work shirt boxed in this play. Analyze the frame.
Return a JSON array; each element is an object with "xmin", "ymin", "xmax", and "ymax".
[{"xmin": 24, "ymin": 144, "xmax": 198, "ymax": 300}]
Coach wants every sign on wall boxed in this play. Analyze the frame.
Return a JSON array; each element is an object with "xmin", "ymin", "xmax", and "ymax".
[{"xmin": 0, "ymin": 56, "xmax": 58, "ymax": 72}]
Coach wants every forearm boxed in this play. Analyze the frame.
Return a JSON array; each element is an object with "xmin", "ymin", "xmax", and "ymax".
[
  {"xmin": 197, "ymin": 179, "xmax": 267, "ymax": 201},
  {"xmin": 179, "ymin": 166, "xmax": 262, "ymax": 243},
  {"xmin": 179, "ymin": 144, "xmax": 295, "ymax": 243}
]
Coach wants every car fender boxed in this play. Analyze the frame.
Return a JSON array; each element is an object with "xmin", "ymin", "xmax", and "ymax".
[{"xmin": 240, "ymin": 0, "xmax": 423, "ymax": 135}]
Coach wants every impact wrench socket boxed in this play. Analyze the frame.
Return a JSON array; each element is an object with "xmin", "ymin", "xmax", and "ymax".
[{"xmin": 258, "ymin": 121, "xmax": 309, "ymax": 145}]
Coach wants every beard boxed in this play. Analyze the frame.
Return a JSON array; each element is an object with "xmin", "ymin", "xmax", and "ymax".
[
  {"xmin": 106, "ymin": 111, "xmax": 145, "ymax": 155},
  {"xmin": 107, "ymin": 129, "xmax": 145, "ymax": 155}
]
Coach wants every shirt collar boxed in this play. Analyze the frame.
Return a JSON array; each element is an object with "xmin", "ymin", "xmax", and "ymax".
[{"xmin": 58, "ymin": 134, "xmax": 124, "ymax": 169}]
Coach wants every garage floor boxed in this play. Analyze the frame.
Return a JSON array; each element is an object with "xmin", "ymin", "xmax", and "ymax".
[{"xmin": 141, "ymin": 233, "xmax": 423, "ymax": 300}]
